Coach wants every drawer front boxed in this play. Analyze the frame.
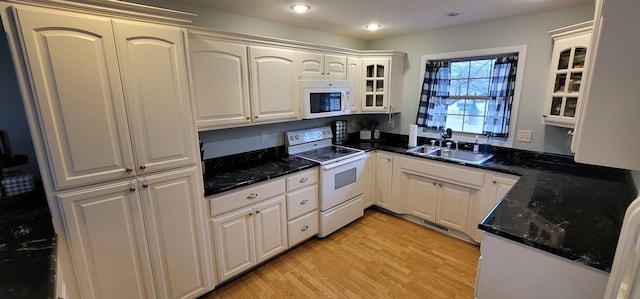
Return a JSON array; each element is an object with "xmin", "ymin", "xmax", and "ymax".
[
  {"xmin": 288, "ymin": 211, "xmax": 318, "ymax": 247},
  {"xmin": 209, "ymin": 178, "xmax": 285, "ymax": 217},
  {"xmin": 286, "ymin": 185, "xmax": 318, "ymax": 220},
  {"xmin": 286, "ymin": 168, "xmax": 318, "ymax": 192}
]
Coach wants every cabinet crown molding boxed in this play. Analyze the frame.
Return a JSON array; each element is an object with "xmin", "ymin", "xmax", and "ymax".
[
  {"xmin": 4, "ymin": 0, "xmax": 196, "ymax": 25},
  {"xmin": 548, "ymin": 20, "xmax": 593, "ymax": 39}
]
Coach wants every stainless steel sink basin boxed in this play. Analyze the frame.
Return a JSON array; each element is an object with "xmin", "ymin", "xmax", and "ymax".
[{"xmin": 406, "ymin": 146, "xmax": 493, "ymax": 165}]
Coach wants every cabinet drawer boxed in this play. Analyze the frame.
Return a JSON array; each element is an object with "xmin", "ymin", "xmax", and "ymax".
[
  {"xmin": 288, "ymin": 211, "xmax": 318, "ymax": 247},
  {"xmin": 286, "ymin": 168, "xmax": 318, "ymax": 192},
  {"xmin": 209, "ymin": 178, "xmax": 285, "ymax": 217},
  {"xmin": 286, "ymin": 185, "xmax": 318, "ymax": 220}
]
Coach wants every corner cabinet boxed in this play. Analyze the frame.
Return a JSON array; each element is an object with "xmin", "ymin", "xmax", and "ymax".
[
  {"xmin": 542, "ymin": 22, "xmax": 592, "ymax": 128},
  {"xmin": 361, "ymin": 53, "xmax": 404, "ymax": 113},
  {"xmin": 14, "ymin": 6, "xmax": 197, "ymax": 190}
]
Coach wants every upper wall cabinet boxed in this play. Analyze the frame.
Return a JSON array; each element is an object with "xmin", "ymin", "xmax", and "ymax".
[
  {"xmin": 13, "ymin": 6, "xmax": 197, "ymax": 190},
  {"xmin": 542, "ymin": 21, "xmax": 592, "ymax": 128},
  {"xmin": 573, "ymin": 0, "xmax": 640, "ymax": 170},
  {"xmin": 346, "ymin": 56, "xmax": 362, "ymax": 113},
  {"xmin": 297, "ymin": 51, "xmax": 347, "ymax": 80},
  {"xmin": 361, "ymin": 53, "xmax": 404, "ymax": 114},
  {"xmin": 188, "ymin": 30, "xmax": 299, "ymax": 130}
]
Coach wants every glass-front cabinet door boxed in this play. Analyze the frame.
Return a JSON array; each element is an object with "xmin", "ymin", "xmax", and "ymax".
[
  {"xmin": 543, "ymin": 22, "xmax": 592, "ymax": 128},
  {"xmin": 362, "ymin": 58, "xmax": 390, "ymax": 112}
]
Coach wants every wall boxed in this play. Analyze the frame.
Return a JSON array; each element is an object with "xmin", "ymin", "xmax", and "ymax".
[
  {"xmin": 130, "ymin": 0, "xmax": 367, "ymax": 50},
  {"xmin": 0, "ymin": 19, "xmax": 40, "ymax": 178},
  {"xmin": 367, "ymin": 3, "xmax": 594, "ymax": 155}
]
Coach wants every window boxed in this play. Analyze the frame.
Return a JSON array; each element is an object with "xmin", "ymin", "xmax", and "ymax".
[{"xmin": 416, "ymin": 46, "xmax": 527, "ymax": 147}]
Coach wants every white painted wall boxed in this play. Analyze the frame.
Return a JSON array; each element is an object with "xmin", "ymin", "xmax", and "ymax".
[{"xmin": 367, "ymin": 4, "xmax": 595, "ymax": 155}]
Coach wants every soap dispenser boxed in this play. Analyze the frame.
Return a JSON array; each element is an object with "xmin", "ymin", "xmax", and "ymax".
[{"xmin": 473, "ymin": 135, "xmax": 479, "ymax": 154}]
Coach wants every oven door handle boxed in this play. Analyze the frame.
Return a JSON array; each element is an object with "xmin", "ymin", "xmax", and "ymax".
[{"xmin": 321, "ymin": 154, "xmax": 366, "ymax": 170}]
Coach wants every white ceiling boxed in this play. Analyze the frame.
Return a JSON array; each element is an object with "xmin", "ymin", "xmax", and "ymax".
[{"xmin": 172, "ymin": 0, "xmax": 592, "ymax": 40}]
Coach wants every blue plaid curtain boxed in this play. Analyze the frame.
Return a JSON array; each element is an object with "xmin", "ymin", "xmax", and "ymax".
[
  {"xmin": 416, "ymin": 61, "xmax": 450, "ymax": 128},
  {"xmin": 483, "ymin": 55, "xmax": 518, "ymax": 138}
]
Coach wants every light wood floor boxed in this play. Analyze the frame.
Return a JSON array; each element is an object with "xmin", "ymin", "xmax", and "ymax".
[{"xmin": 201, "ymin": 208, "xmax": 480, "ymax": 298}]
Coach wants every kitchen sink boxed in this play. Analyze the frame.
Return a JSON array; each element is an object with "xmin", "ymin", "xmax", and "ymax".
[{"xmin": 406, "ymin": 146, "xmax": 494, "ymax": 165}]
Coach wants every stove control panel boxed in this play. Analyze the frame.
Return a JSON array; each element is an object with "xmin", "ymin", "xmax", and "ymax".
[{"xmin": 285, "ymin": 126, "xmax": 333, "ymax": 146}]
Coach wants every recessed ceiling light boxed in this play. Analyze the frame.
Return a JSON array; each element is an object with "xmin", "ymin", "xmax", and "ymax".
[
  {"xmin": 290, "ymin": 4, "xmax": 311, "ymax": 14},
  {"xmin": 446, "ymin": 11, "xmax": 462, "ymax": 17},
  {"xmin": 365, "ymin": 23, "xmax": 382, "ymax": 31}
]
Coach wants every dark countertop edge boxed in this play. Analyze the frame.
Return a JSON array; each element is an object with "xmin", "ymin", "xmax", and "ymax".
[
  {"xmin": 203, "ymin": 163, "xmax": 318, "ymax": 197},
  {"xmin": 49, "ymin": 235, "xmax": 58, "ymax": 299}
]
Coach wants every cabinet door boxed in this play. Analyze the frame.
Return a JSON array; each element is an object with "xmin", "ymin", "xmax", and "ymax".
[
  {"xmin": 347, "ymin": 56, "xmax": 362, "ymax": 113},
  {"xmin": 13, "ymin": 6, "xmax": 135, "ymax": 190},
  {"xmin": 437, "ymin": 182, "xmax": 471, "ymax": 232},
  {"xmin": 407, "ymin": 174, "xmax": 438, "ymax": 223},
  {"xmin": 253, "ymin": 196, "xmax": 288, "ymax": 263},
  {"xmin": 139, "ymin": 168, "xmax": 209, "ymax": 299},
  {"xmin": 249, "ymin": 46, "xmax": 299, "ymax": 123},
  {"xmin": 363, "ymin": 152, "xmax": 376, "ymax": 208},
  {"xmin": 211, "ymin": 206, "xmax": 255, "ymax": 283},
  {"xmin": 189, "ymin": 39, "xmax": 251, "ymax": 129},
  {"xmin": 298, "ymin": 51, "xmax": 324, "ymax": 80},
  {"xmin": 362, "ymin": 58, "xmax": 390, "ymax": 112},
  {"xmin": 324, "ymin": 54, "xmax": 347, "ymax": 80},
  {"xmin": 375, "ymin": 152, "xmax": 393, "ymax": 208},
  {"xmin": 113, "ymin": 20, "xmax": 197, "ymax": 174},
  {"xmin": 486, "ymin": 175, "xmax": 518, "ymax": 215},
  {"xmin": 57, "ymin": 181, "xmax": 155, "ymax": 299}
]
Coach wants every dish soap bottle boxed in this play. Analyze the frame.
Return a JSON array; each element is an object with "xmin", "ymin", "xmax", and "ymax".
[
  {"xmin": 483, "ymin": 135, "xmax": 491, "ymax": 156},
  {"xmin": 473, "ymin": 135, "xmax": 479, "ymax": 154}
]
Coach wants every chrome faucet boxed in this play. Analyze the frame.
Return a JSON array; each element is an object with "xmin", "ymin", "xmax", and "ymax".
[{"xmin": 439, "ymin": 127, "xmax": 453, "ymax": 147}]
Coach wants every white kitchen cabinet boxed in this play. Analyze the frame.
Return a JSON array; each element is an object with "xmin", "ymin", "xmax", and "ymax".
[
  {"xmin": 361, "ymin": 53, "xmax": 404, "ymax": 113},
  {"xmin": 405, "ymin": 174, "xmax": 471, "ymax": 232},
  {"xmin": 469, "ymin": 172, "xmax": 519, "ymax": 242},
  {"xmin": 542, "ymin": 22, "xmax": 592, "ymax": 128},
  {"xmin": 211, "ymin": 196, "xmax": 287, "ymax": 283},
  {"xmin": 13, "ymin": 6, "xmax": 196, "ymax": 190},
  {"xmin": 363, "ymin": 152, "xmax": 376, "ymax": 208},
  {"xmin": 248, "ymin": 46, "xmax": 299, "ymax": 123},
  {"xmin": 346, "ymin": 56, "xmax": 362, "ymax": 113},
  {"xmin": 57, "ymin": 167, "xmax": 209, "ymax": 299},
  {"xmin": 286, "ymin": 168, "xmax": 319, "ymax": 247},
  {"xmin": 572, "ymin": 0, "xmax": 640, "ymax": 170},
  {"xmin": 374, "ymin": 152, "xmax": 393, "ymax": 209},
  {"xmin": 298, "ymin": 51, "xmax": 347, "ymax": 80},
  {"xmin": 188, "ymin": 39, "xmax": 252, "ymax": 129}
]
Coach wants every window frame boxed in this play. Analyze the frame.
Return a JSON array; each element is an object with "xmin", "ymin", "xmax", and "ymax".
[{"xmin": 416, "ymin": 45, "xmax": 527, "ymax": 148}]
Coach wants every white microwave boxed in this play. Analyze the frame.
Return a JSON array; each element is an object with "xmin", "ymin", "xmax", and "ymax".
[{"xmin": 299, "ymin": 81, "xmax": 351, "ymax": 119}]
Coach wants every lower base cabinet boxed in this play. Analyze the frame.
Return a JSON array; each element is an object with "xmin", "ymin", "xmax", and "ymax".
[
  {"xmin": 210, "ymin": 193, "xmax": 288, "ymax": 283},
  {"xmin": 406, "ymin": 174, "xmax": 471, "ymax": 232},
  {"xmin": 57, "ymin": 167, "xmax": 209, "ymax": 299}
]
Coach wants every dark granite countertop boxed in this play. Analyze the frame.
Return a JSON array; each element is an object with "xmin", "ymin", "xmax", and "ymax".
[
  {"xmin": 344, "ymin": 133, "xmax": 636, "ymax": 273},
  {"xmin": 0, "ymin": 189, "xmax": 56, "ymax": 298},
  {"xmin": 203, "ymin": 146, "xmax": 319, "ymax": 197}
]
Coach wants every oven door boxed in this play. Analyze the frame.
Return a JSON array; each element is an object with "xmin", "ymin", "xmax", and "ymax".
[{"xmin": 320, "ymin": 155, "xmax": 365, "ymax": 211}]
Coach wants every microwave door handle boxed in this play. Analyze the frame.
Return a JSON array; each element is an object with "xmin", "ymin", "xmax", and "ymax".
[{"xmin": 341, "ymin": 91, "xmax": 347, "ymax": 112}]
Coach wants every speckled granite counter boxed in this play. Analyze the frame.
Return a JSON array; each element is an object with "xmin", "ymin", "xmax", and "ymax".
[
  {"xmin": 345, "ymin": 133, "xmax": 636, "ymax": 273},
  {"xmin": 203, "ymin": 146, "xmax": 319, "ymax": 197},
  {"xmin": 0, "ymin": 191, "xmax": 56, "ymax": 298}
]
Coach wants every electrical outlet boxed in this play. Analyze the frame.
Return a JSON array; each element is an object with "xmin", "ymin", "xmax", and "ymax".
[
  {"xmin": 260, "ymin": 131, "xmax": 267, "ymax": 142},
  {"xmin": 517, "ymin": 130, "xmax": 532, "ymax": 143}
]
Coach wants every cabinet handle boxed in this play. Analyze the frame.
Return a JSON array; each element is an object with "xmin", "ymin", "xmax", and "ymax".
[
  {"xmin": 126, "ymin": 168, "xmax": 133, "ymax": 173},
  {"xmin": 299, "ymin": 177, "xmax": 308, "ymax": 183},
  {"xmin": 301, "ymin": 225, "xmax": 309, "ymax": 231},
  {"xmin": 432, "ymin": 182, "xmax": 436, "ymax": 186},
  {"xmin": 143, "ymin": 183, "xmax": 149, "ymax": 189},
  {"xmin": 139, "ymin": 165, "xmax": 146, "ymax": 170},
  {"xmin": 247, "ymin": 193, "xmax": 258, "ymax": 199},
  {"xmin": 254, "ymin": 116, "xmax": 258, "ymax": 119},
  {"xmin": 493, "ymin": 180, "xmax": 497, "ymax": 184},
  {"xmin": 129, "ymin": 187, "xmax": 136, "ymax": 192},
  {"xmin": 300, "ymin": 199, "xmax": 308, "ymax": 205}
]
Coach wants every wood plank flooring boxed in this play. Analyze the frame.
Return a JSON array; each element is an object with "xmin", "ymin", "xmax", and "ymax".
[{"xmin": 201, "ymin": 208, "xmax": 480, "ymax": 298}]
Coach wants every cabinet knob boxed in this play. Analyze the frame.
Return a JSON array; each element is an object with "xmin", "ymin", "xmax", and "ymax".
[
  {"xmin": 542, "ymin": 114, "xmax": 548, "ymax": 118},
  {"xmin": 254, "ymin": 116, "xmax": 258, "ymax": 119},
  {"xmin": 129, "ymin": 187, "xmax": 136, "ymax": 192},
  {"xmin": 387, "ymin": 158, "xmax": 391, "ymax": 162},
  {"xmin": 139, "ymin": 165, "xmax": 146, "ymax": 170},
  {"xmin": 439, "ymin": 184, "xmax": 442, "ymax": 187},
  {"xmin": 432, "ymin": 182, "xmax": 436, "ymax": 186},
  {"xmin": 299, "ymin": 177, "xmax": 308, "ymax": 183},
  {"xmin": 246, "ymin": 117, "xmax": 250, "ymax": 120},
  {"xmin": 493, "ymin": 180, "xmax": 497, "ymax": 184},
  {"xmin": 301, "ymin": 225, "xmax": 309, "ymax": 231},
  {"xmin": 300, "ymin": 199, "xmax": 308, "ymax": 205},
  {"xmin": 249, "ymin": 212, "xmax": 253, "ymax": 216},
  {"xmin": 256, "ymin": 210, "xmax": 260, "ymax": 214},
  {"xmin": 126, "ymin": 168, "xmax": 133, "ymax": 173},
  {"xmin": 247, "ymin": 193, "xmax": 258, "ymax": 199},
  {"xmin": 143, "ymin": 183, "xmax": 149, "ymax": 188}
]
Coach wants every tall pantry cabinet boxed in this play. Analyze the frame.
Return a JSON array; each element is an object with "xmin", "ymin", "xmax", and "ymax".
[{"xmin": 1, "ymin": 2, "xmax": 212, "ymax": 298}]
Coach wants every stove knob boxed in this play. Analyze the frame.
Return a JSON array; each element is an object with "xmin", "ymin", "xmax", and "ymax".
[{"xmin": 295, "ymin": 135, "xmax": 299, "ymax": 140}]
